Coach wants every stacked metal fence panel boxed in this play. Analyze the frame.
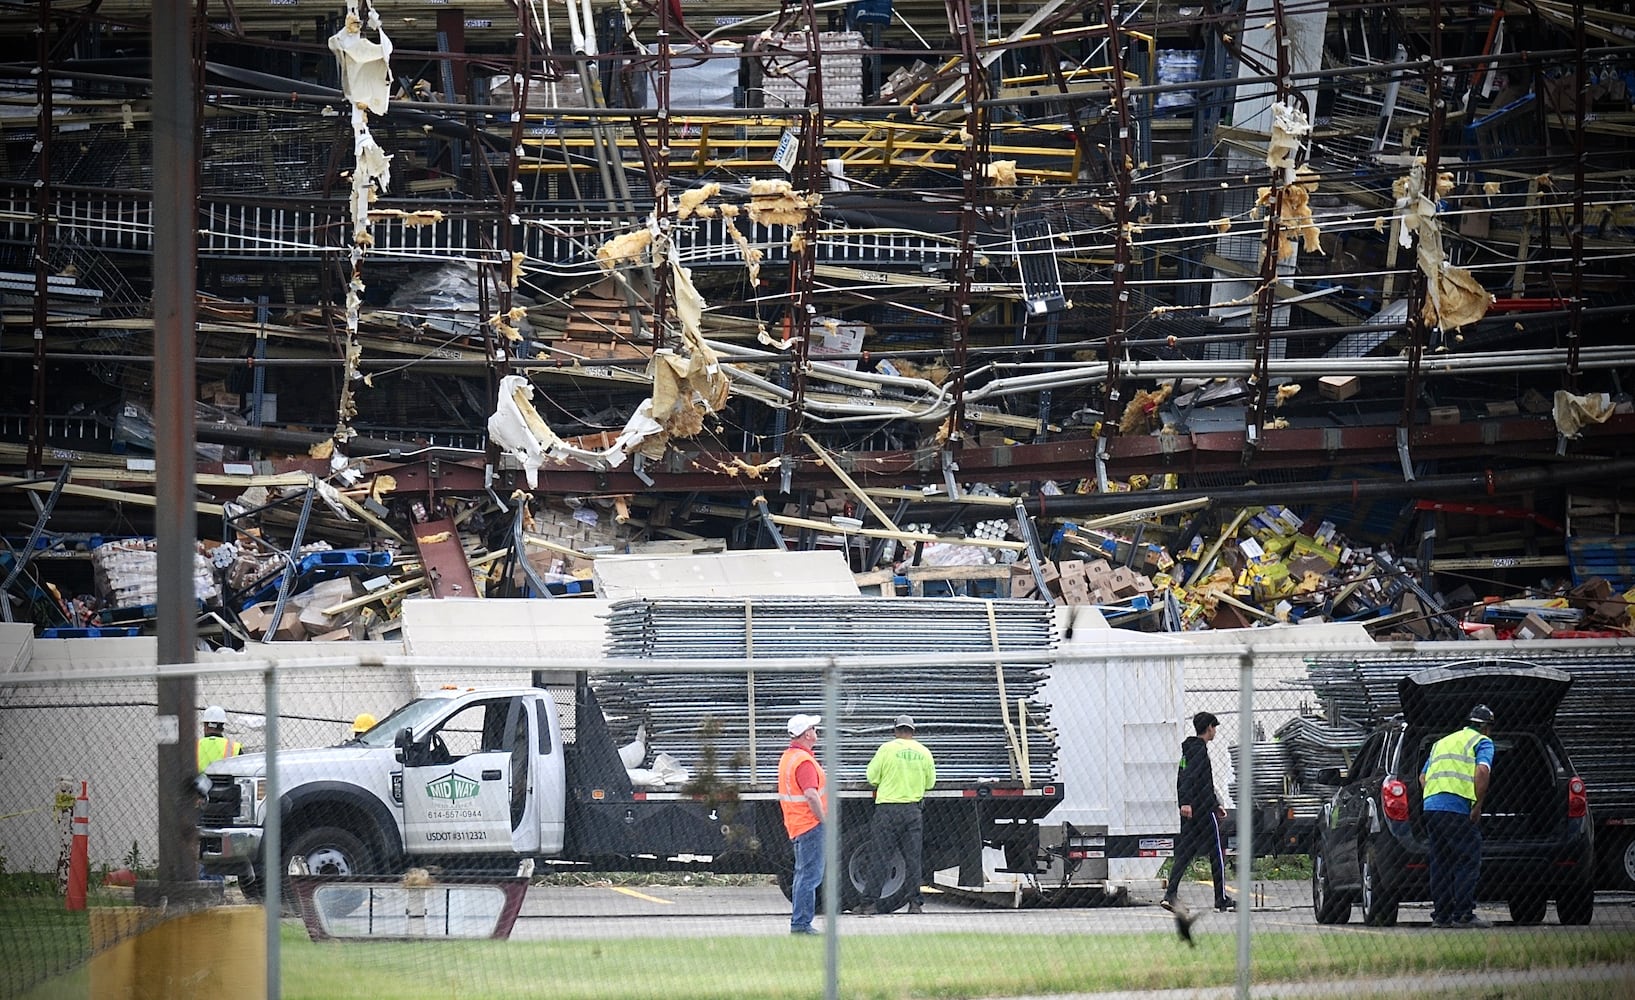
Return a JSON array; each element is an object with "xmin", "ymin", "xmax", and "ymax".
[
  {"xmin": 1272, "ymin": 715, "xmax": 1371, "ymax": 795},
  {"xmin": 594, "ymin": 598, "xmax": 1058, "ymax": 785}
]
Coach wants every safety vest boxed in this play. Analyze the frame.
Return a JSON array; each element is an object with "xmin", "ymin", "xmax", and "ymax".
[
  {"xmin": 1422, "ymin": 727, "xmax": 1484, "ymax": 802},
  {"xmin": 778, "ymin": 745, "xmax": 825, "ymax": 839},
  {"xmin": 197, "ymin": 735, "xmax": 241, "ymax": 774}
]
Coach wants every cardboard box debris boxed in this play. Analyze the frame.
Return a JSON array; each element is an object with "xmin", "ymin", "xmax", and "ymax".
[
  {"xmin": 1317, "ymin": 375, "xmax": 1360, "ymax": 401},
  {"xmin": 239, "ymin": 600, "xmax": 307, "ymax": 642},
  {"xmin": 1514, "ymin": 612, "xmax": 1556, "ymax": 640},
  {"xmin": 1428, "ymin": 405, "xmax": 1461, "ymax": 425}
]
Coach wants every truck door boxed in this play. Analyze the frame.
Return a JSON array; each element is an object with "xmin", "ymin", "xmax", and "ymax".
[
  {"xmin": 533, "ymin": 696, "xmax": 566, "ymax": 855},
  {"xmin": 402, "ymin": 696, "xmax": 530, "ymax": 854}
]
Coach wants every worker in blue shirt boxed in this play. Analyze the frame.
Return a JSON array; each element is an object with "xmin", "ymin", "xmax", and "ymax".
[{"xmin": 1420, "ymin": 704, "xmax": 1496, "ymax": 928}]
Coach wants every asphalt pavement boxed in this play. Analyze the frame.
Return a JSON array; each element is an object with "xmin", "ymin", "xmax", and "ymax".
[{"xmin": 504, "ymin": 879, "xmax": 1635, "ymax": 941}]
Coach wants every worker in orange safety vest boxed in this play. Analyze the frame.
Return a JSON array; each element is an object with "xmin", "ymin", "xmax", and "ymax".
[{"xmin": 778, "ymin": 713, "xmax": 827, "ymax": 935}]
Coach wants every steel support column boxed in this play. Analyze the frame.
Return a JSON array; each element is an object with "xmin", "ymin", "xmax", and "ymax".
[
  {"xmin": 28, "ymin": 0, "xmax": 52, "ymax": 475},
  {"xmin": 1398, "ymin": 3, "xmax": 1445, "ymax": 434},
  {"xmin": 1101, "ymin": 0, "xmax": 1135, "ymax": 439},
  {"xmin": 947, "ymin": 0, "xmax": 989, "ymax": 448},
  {"xmin": 1244, "ymin": 0, "xmax": 1292, "ymax": 462},
  {"xmin": 1565, "ymin": 1, "xmax": 1587, "ymax": 391},
  {"xmin": 783, "ymin": 0, "xmax": 825, "ymax": 454}
]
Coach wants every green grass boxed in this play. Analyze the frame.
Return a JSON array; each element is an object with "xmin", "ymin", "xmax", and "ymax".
[
  {"xmin": 274, "ymin": 926, "xmax": 1635, "ymax": 1000},
  {"xmin": 1155, "ymin": 853, "xmax": 1314, "ymax": 883},
  {"xmin": 0, "ymin": 897, "xmax": 90, "ymax": 999},
  {"xmin": 10, "ymin": 903, "xmax": 1634, "ymax": 1000}
]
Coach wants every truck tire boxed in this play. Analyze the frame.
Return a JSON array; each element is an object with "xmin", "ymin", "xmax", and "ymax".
[
  {"xmin": 239, "ymin": 865, "xmax": 267, "ymax": 901},
  {"xmin": 1603, "ymin": 832, "xmax": 1635, "ymax": 891},
  {"xmin": 1359, "ymin": 843, "xmax": 1398, "ymax": 927},
  {"xmin": 284, "ymin": 825, "xmax": 375, "ymax": 917},
  {"xmin": 842, "ymin": 836, "xmax": 910, "ymax": 913}
]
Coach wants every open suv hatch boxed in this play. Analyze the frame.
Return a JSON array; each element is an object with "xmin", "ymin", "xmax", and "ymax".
[{"xmin": 1310, "ymin": 660, "xmax": 1594, "ymax": 926}]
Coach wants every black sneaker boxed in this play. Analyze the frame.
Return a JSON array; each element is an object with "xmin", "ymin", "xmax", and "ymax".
[
  {"xmin": 1159, "ymin": 898, "xmax": 1177, "ymax": 913},
  {"xmin": 906, "ymin": 900, "xmax": 923, "ymax": 914},
  {"xmin": 1216, "ymin": 899, "xmax": 1237, "ymax": 912}
]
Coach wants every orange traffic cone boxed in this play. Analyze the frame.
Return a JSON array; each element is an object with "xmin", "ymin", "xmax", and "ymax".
[{"xmin": 66, "ymin": 781, "xmax": 88, "ymax": 911}]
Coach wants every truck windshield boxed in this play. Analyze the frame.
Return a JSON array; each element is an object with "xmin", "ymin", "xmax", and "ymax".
[{"xmin": 353, "ymin": 697, "xmax": 461, "ymax": 748}]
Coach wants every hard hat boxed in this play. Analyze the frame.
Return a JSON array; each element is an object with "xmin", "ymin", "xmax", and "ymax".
[
  {"xmin": 1468, "ymin": 704, "xmax": 1494, "ymax": 726},
  {"xmin": 787, "ymin": 713, "xmax": 822, "ymax": 736},
  {"xmin": 202, "ymin": 705, "xmax": 228, "ymax": 725},
  {"xmin": 352, "ymin": 712, "xmax": 377, "ymax": 735}
]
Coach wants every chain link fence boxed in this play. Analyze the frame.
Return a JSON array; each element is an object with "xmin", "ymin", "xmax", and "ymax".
[{"xmin": 3, "ymin": 634, "xmax": 1634, "ymax": 999}]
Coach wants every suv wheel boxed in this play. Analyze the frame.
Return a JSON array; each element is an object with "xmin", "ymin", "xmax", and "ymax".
[
  {"xmin": 1506, "ymin": 892, "xmax": 1547, "ymax": 925},
  {"xmin": 1360, "ymin": 843, "xmax": 1398, "ymax": 927},
  {"xmin": 1312, "ymin": 852, "xmax": 1353, "ymax": 924},
  {"xmin": 1556, "ymin": 881, "xmax": 1594, "ymax": 925}
]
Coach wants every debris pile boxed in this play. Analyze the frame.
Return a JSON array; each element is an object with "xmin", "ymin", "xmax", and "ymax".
[{"xmin": 91, "ymin": 538, "xmax": 220, "ymax": 609}]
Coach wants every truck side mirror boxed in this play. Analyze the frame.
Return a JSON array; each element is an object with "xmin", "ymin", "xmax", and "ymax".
[{"xmin": 394, "ymin": 727, "xmax": 415, "ymax": 764}]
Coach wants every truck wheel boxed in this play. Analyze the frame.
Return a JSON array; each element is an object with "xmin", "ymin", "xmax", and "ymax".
[
  {"xmin": 1603, "ymin": 833, "xmax": 1635, "ymax": 891},
  {"xmin": 1311, "ymin": 852, "xmax": 1352, "ymax": 924},
  {"xmin": 284, "ymin": 825, "xmax": 375, "ymax": 917},
  {"xmin": 842, "ymin": 837, "xmax": 909, "ymax": 913},
  {"xmin": 1359, "ymin": 843, "xmax": 1398, "ymax": 927},
  {"xmin": 239, "ymin": 865, "xmax": 267, "ymax": 901}
]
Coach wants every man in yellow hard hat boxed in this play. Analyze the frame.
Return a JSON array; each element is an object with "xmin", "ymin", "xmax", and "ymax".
[{"xmin": 351, "ymin": 713, "xmax": 377, "ymax": 739}]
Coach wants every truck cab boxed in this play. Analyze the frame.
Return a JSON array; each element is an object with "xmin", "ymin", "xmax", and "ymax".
[{"xmin": 200, "ymin": 685, "xmax": 569, "ymax": 892}]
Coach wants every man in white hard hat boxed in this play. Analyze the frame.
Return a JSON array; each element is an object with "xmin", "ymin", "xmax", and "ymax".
[
  {"xmin": 778, "ymin": 713, "xmax": 826, "ymax": 935},
  {"xmin": 196, "ymin": 705, "xmax": 241, "ymax": 773}
]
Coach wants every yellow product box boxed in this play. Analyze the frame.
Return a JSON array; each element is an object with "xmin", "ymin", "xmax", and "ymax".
[
  {"xmin": 1259, "ymin": 534, "xmax": 1296, "ymax": 558},
  {"xmin": 1289, "ymin": 534, "xmax": 1341, "ymax": 566},
  {"xmin": 1249, "ymin": 561, "xmax": 1293, "ymax": 602}
]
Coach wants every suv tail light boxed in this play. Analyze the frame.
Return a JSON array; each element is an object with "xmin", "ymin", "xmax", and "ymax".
[
  {"xmin": 1382, "ymin": 778, "xmax": 1410, "ymax": 822},
  {"xmin": 1567, "ymin": 776, "xmax": 1588, "ymax": 818}
]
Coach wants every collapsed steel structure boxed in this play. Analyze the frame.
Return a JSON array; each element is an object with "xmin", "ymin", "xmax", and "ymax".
[{"xmin": 1, "ymin": 0, "xmax": 1634, "ymax": 554}]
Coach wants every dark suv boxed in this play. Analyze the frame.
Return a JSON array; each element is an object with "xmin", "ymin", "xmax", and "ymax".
[{"xmin": 1310, "ymin": 661, "xmax": 1595, "ymax": 926}]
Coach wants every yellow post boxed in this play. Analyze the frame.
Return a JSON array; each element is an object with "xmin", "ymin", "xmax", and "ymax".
[{"xmin": 90, "ymin": 905, "xmax": 266, "ymax": 1000}]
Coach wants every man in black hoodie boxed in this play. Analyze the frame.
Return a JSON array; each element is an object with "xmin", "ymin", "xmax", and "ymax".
[{"xmin": 1161, "ymin": 711, "xmax": 1235, "ymax": 913}]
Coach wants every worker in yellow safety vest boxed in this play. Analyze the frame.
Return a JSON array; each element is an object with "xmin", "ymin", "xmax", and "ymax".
[
  {"xmin": 1420, "ymin": 704, "xmax": 1495, "ymax": 929},
  {"xmin": 197, "ymin": 705, "xmax": 242, "ymax": 772}
]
